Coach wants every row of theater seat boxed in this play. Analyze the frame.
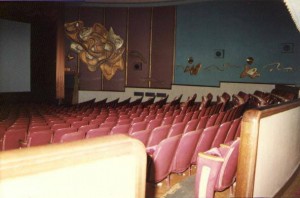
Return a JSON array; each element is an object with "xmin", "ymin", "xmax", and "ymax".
[
  {"xmin": 1, "ymin": 92, "xmax": 245, "ymax": 151},
  {"xmin": 0, "ymin": 89, "xmax": 289, "ymax": 194},
  {"xmin": 0, "ymin": 92, "xmax": 229, "ymax": 150},
  {"xmin": 145, "ymin": 116, "xmax": 242, "ymax": 186}
]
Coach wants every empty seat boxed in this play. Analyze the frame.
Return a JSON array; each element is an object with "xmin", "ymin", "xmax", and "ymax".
[
  {"xmin": 28, "ymin": 125, "xmax": 50, "ymax": 134},
  {"xmin": 172, "ymin": 114, "xmax": 184, "ymax": 124},
  {"xmin": 99, "ymin": 121, "xmax": 116, "ymax": 129},
  {"xmin": 146, "ymin": 118, "xmax": 163, "ymax": 131},
  {"xmin": 105, "ymin": 116, "xmax": 118, "ymax": 123},
  {"xmin": 131, "ymin": 116, "xmax": 146, "ymax": 124},
  {"xmin": 89, "ymin": 118, "xmax": 106, "ymax": 126},
  {"xmin": 21, "ymin": 130, "xmax": 52, "ymax": 147},
  {"xmin": 117, "ymin": 118, "xmax": 132, "ymax": 125},
  {"xmin": 214, "ymin": 111, "xmax": 225, "ymax": 126},
  {"xmin": 65, "ymin": 117, "xmax": 81, "ymax": 124},
  {"xmin": 60, "ymin": 131, "xmax": 86, "ymax": 143},
  {"xmin": 167, "ymin": 122, "xmax": 185, "ymax": 138},
  {"xmin": 196, "ymin": 115, "xmax": 209, "ymax": 130},
  {"xmin": 110, "ymin": 124, "xmax": 130, "ymax": 135},
  {"xmin": 182, "ymin": 111, "xmax": 193, "ymax": 123},
  {"xmin": 147, "ymin": 135, "xmax": 182, "ymax": 187},
  {"xmin": 171, "ymin": 130, "xmax": 202, "ymax": 174},
  {"xmin": 234, "ymin": 121, "xmax": 241, "ymax": 139},
  {"xmin": 51, "ymin": 123, "xmax": 70, "ymax": 131},
  {"xmin": 224, "ymin": 117, "xmax": 242, "ymax": 143},
  {"xmin": 86, "ymin": 127, "xmax": 111, "ymax": 139},
  {"xmin": 130, "ymin": 129, "xmax": 151, "ymax": 147},
  {"xmin": 78, "ymin": 124, "xmax": 98, "ymax": 134},
  {"xmin": 195, "ymin": 138, "xmax": 240, "ymax": 198},
  {"xmin": 161, "ymin": 116, "xmax": 175, "ymax": 126},
  {"xmin": 0, "ymin": 128, "xmax": 26, "ymax": 150},
  {"xmin": 147, "ymin": 125, "xmax": 171, "ymax": 147},
  {"xmin": 52, "ymin": 128, "xmax": 77, "ymax": 143},
  {"xmin": 206, "ymin": 113, "xmax": 219, "ymax": 127},
  {"xmin": 183, "ymin": 118, "xmax": 199, "ymax": 133},
  {"xmin": 128, "ymin": 121, "xmax": 148, "ymax": 134},
  {"xmin": 71, "ymin": 120, "xmax": 89, "ymax": 129},
  {"xmin": 211, "ymin": 121, "xmax": 232, "ymax": 148},
  {"xmin": 191, "ymin": 125, "xmax": 219, "ymax": 165}
]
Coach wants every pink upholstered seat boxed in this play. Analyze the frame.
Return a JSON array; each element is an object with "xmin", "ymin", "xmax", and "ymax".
[
  {"xmin": 52, "ymin": 127, "xmax": 77, "ymax": 143},
  {"xmin": 131, "ymin": 116, "xmax": 145, "ymax": 124},
  {"xmin": 196, "ymin": 115, "xmax": 209, "ymax": 130},
  {"xmin": 171, "ymin": 130, "xmax": 202, "ymax": 174},
  {"xmin": 182, "ymin": 111, "xmax": 193, "ymax": 123},
  {"xmin": 65, "ymin": 117, "xmax": 81, "ymax": 125},
  {"xmin": 214, "ymin": 111, "xmax": 225, "ymax": 125},
  {"xmin": 206, "ymin": 113, "xmax": 218, "ymax": 127},
  {"xmin": 21, "ymin": 130, "xmax": 53, "ymax": 147},
  {"xmin": 146, "ymin": 118, "xmax": 163, "ymax": 131},
  {"xmin": 71, "ymin": 120, "xmax": 89, "ymax": 129},
  {"xmin": 60, "ymin": 131, "xmax": 86, "ymax": 143},
  {"xmin": 221, "ymin": 108, "xmax": 234, "ymax": 123},
  {"xmin": 195, "ymin": 138, "xmax": 240, "ymax": 198},
  {"xmin": 145, "ymin": 114, "xmax": 156, "ymax": 122},
  {"xmin": 172, "ymin": 114, "xmax": 184, "ymax": 124},
  {"xmin": 155, "ymin": 112, "xmax": 165, "ymax": 120},
  {"xmin": 192, "ymin": 110, "xmax": 201, "ymax": 120},
  {"xmin": 224, "ymin": 117, "xmax": 242, "ymax": 143},
  {"xmin": 110, "ymin": 124, "xmax": 130, "ymax": 135},
  {"xmin": 86, "ymin": 127, "xmax": 111, "ymax": 138},
  {"xmin": 28, "ymin": 125, "xmax": 50, "ymax": 134},
  {"xmin": 211, "ymin": 121, "xmax": 232, "ymax": 148},
  {"xmin": 128, "ymin": 121, "xmax": 148, "ymax": 134},
  {"xmin": 147, "ymin": 135, "xmax": 182, "ymax": 187},
  {"xmin": 89, "ymin": 117, "xmax": 106, "ymax": 126},
  {"xmin": 234, "ymin": 121, "xmax": 242, "ymax": 139},
  {"xmin": 130, "ymin": 129, "xmax": 151, "ymax": 146},
  {"xmin": 147, "ymin": 125, "xmax": 171, "ymax": 147},
  {"xmin": 0, "ymin": 128, "xmax": 26, "ymax": 150},
  {"xmin": 51, "ymin": 123, "xmax": 70, "ymax": 131},
  {"xmin": 99, "ymin": 121, "xmax": 116, "ymax": 129},
  {"xmin": 191, "ymin": 125, "xmax": 219, "ymax": 165},
  {"xmin": 183, "ymin": 118, "xmax": 199, "ymax": 133},
  {"xmin": 161, "ymin": 116, "xmax": 175, "ymax": 126},
  {"xmin": 78, "ymin": 124, "xmax": 98, "ymax": 134},
  {"xmin": 117, "ymin": 118, "xmax": 132, "ymax": 125},
  {"xmin": 167, "ymin": 122, "xmax": 185, "ymax": 137}
]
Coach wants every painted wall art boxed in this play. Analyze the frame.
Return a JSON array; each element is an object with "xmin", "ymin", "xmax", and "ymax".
[
  {"xmin": 175, "ymin": 1, "xmax": 300, "ymax": 86},
  {"xmin": 65, "ymin": 20, "xmax": 125, "ymax": 80}
]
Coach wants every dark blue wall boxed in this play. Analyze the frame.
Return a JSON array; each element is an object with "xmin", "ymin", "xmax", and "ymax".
[{"xmin": 175, "ymin": 1, "xmax": 300, "ymax": 86}]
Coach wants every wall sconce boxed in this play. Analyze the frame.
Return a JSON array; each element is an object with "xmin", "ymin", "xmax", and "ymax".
[
  {"xmin": 214, "ymin": 49, "xmax": 225, "ymax": 58},
  {"xmin": 133, "ymin": 62, "xmax": 142, "ymax": 70},
  {"xmin": 188, "ymin": 57, "xmax": 194, "ymax": 64},
  {"xmin": 281, "ymin": 43, "xmax": 294, "ymax": 53}
]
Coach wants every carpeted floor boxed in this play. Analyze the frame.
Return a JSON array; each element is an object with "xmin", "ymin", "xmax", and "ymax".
[
  {"xmin": 162, "ymin": 175, "xmax": 195, "ymax": 198},
  {"xmin": 160, "ymin": 166, "xmax": 300, "ymax": 198}
]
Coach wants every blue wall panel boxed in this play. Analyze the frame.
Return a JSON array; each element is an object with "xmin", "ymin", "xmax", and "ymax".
[{"xmin": 175, "ymin": 1, "xmax": 300, "ymax": 86}]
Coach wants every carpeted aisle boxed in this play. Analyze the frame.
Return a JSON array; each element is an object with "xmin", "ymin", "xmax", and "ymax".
[{"xmin": 162, "ymin": 175, "xmax": 195, "ymax": 198}]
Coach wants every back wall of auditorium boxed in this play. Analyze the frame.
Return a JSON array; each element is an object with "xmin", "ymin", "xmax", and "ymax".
[{"xmin": 0, "ymin": 0, "xmax": 299, "ymax": 104}]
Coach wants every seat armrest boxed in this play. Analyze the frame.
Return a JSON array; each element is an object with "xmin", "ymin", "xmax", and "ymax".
[{"xmin": 146, "ymin": 145, "xmax": 157, "ymax": 156}]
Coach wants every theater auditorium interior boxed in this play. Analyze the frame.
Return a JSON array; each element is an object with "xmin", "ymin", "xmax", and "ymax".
[{"xmin": 0, "ymin": 0, "xmax": 300, "ymax": 198}]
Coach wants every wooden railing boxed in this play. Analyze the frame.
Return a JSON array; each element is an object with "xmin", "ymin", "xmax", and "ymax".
[
  {"xmin": 236, "ymin": 99, "xmax": 300, "ymax": 197},
  {"xmin": 0, "ymin": 135, "xmax": 146, "ymax": 198}
]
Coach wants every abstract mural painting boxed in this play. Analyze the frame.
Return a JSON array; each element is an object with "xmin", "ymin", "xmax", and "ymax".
[{"xmin": 64, "ymin": 21, "xmax": 125, "ymax": 80}]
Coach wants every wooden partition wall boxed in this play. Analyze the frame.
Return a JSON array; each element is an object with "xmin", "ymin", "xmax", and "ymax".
[
  {"xmin": 0, "ymin": 135, "xmax": 146, "ymax": 198},
  {"xmin": 235, "ymin": 99, "xmax": 300, "ymax": 197}
]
